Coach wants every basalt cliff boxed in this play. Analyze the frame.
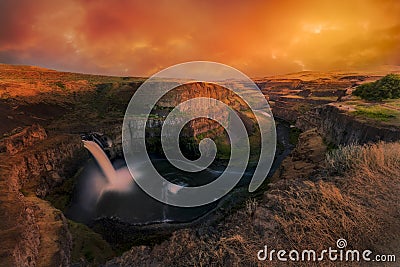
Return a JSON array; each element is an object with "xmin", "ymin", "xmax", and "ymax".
[
  {"xmin": 0, "ymin": 125, "xmax": 86, "ymax": 266},
  {"xmin": 296, "ymin": 103, "xmax": 400, "ymax": 145}
]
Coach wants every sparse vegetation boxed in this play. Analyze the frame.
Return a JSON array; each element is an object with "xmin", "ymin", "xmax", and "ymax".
[
  {"xmin": 326, "ymin": 141, "xmax": 400, "ymax": 174},
  {"xmin": 297, "ymin": 103, "xmax": 312, "ymax": 113},
  {"xmin": 353, "ymin": 74, "xmax": 400, "ymax": 101},
  {"xmin": 289, "ymin": 127, "xmax": 302, "ymax": 145},
  {"xmin": 68, "ymin": 220, "xmax": 115, "ymax": 265},
  {"xmin": 353, "ymin": 105, "xmax": 397, "ymax": 121},
  {"xmin": 245, "ymin": 198, "xmax": 258, "ymax": 219},
  {"xmin": 54, "ymin": 81, "xmax": 66, "ymax": 90}
]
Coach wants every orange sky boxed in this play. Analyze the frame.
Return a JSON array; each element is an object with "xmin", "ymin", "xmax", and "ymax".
[{"xmin": 0, "ymin": 0, "xmax": 399, "ymax": 77}]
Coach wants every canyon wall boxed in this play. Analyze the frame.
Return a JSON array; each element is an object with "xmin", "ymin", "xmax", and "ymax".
[
  {"xmin": 296, "ymin": 103, "xmax": 400, "ymax": 145},
  {"xmin": 0, "ymin": 125, "xmax": 87, "ymax": 266},
  {"xmin": 101, "ymin": 81, "xmax": 255, "ymax": 158},
  {"xmin": 255, "ymin": 74, "xmax": 400, "ymax": 146},
  {"xmin": 256, "ymin": 76, "xmax": 354, "ymax": 122}
]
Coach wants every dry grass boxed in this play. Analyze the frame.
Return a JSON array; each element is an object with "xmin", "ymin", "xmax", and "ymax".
[
  {"xmin": 274, "ymin": 143, "xmax": 399, "ymax": 265},
  {"xmin": 245, "ymin": 198, "xmax": 258, "ymax": 219},
  {"xmin": 264, "ymin": 142, "xmax": 400, "ymax": 264},
  {"xmin": 326, "ymin": 142, "xmax": 400, "ymax": 176},
  {"xmin": 109, "ymin": 142, "xmax": 400, "ymax": 266}
]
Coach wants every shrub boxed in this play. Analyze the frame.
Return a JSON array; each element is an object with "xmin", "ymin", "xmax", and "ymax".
[
  {"xmin": 245, "ymin": 198, "xmax": 258, "ymax": 219},
  {"xmin": 54, "ymin": 81, "xmax": 66, "ymax": 90},
  {"xmin": 353, "ymin": 74, "xmax": 400, "ymax": 101}
]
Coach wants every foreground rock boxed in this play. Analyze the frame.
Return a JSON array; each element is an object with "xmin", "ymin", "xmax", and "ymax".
[{"xmin": 271, "ymin": 128, "xmax": 326, "ymax": 182}]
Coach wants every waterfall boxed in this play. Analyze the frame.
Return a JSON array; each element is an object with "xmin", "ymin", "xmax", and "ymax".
[
  {"xmin": 84, "ymin": 141, "xmax": 134, "ymax": 199},
  {"xmin": 162, "ymin": 180, "xmax": 168, "ymax": 221},
  {"xmin": 83, "ymin": 140, "xmax": 134, "ymax": 204},
  {"xmin": 83, "ymin": 140, "xmax": 117, "ymax": 183}
]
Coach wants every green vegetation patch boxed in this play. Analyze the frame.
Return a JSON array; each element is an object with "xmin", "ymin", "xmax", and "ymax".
[
  {"xmin": 45, "ymin": 171, "xmax": 78, "ymax": 212},
  {"xmin": 353, "ymin": 74, "xmax": 400, "ymax": 101},
  {"xmin": 289, "ymin": 127, "xmax": 302, "ymax": 145},
  {"xmin": 385, "ymin": 99, "xmax": 400, "ymax": 108},
  {"xmin": 353, "ymin": 106, "xmax": 398, "ymax": 121},
  {"xmin": 68, "ymin": 220, "xmax": 115, "ymax": 265},
  {"xmin": 54, "ymin": 81, "xmax": 66, "ymax": 91}
]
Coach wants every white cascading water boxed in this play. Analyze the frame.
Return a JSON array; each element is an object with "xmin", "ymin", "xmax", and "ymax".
[
  {"xmin": 83, "ymin": 140, "xmax": 134, "ymax": 201},
  {"xmin": 162, "ymin": 180, "xmax": 168, "ymax": 221},
  {"xmin": 83, "ymin": 140, "xmax": 117, "ymax": 183}
]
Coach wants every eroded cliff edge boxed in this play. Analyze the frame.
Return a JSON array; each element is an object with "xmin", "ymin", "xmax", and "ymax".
[
  {"xmin": 0, "ymin": 125, "xmax": 87, "ymax": 266},
  {"xmin": 296, "ymin": 103, "xmax": 400, "ymax": 145}
]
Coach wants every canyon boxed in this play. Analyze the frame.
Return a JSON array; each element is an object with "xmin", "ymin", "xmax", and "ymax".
[{"xmin": 0, "ymin": 64, "xmax": 399, "ymax": 266}]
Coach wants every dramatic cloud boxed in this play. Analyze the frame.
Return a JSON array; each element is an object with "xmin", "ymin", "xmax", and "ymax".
[{"xmin": 0, "ymin": 0, "xmax": 399, "ymax": 76}]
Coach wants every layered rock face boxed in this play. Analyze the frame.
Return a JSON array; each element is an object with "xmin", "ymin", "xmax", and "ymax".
[
  {"xmin": 108, "ymin": 81, "xmax": 255, "ymax": 157},
  {"xmin": 156, "ymin": 82, "xmax": 251, "ymax": 141},
  {"xmin": 0, "ymin": 125, "xmax": 87, "ymax": 266},
  {"xmin": 157, "ymin": 82, "xmax": 249, "ymax": 111},
  {"xmin": 296, "ymin": 103, "xmax": 400, "ymax": 145},
  {"xmin": 258, "ymin": 80, "xmax": 348, "ymax": 122},
  {"xmin": 271, "ymin": 128, "xmax": 326, "ymax": 182},
  {"xmin": 0, "ymin": 124, "xmax": 47, "ymax": 155}
]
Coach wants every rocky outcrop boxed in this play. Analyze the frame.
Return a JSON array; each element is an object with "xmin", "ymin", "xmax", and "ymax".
[
  {"xmin": 155, "ymin": 82, "xmax": 251, "ymax": 142},
  {"xmin": 296, "ymin": 103, "xmax": 400, "ymax": 145},
  {"xmin": 8, "ymin": 195, "xmax": 73, "ymax": 267},
  {"xmin": 101, "ymin": 82, "xmax": 255, "ymax": 157},
  {"xmin": 6, "ymin": 133, "xmax": 87, "ymax": 196},
  {"xmin": 271, "ymin": 128, "xmax": 326, "ymax": 182},
  {"xmin": 0, "ymin": 125, "xmax": 87, "ymax": 266},
  {"xmin": 0, "ymin": 190, "xmax": 40, "ymax": 267},
  {"xmin": 0, "ymin": 124, "xmax": 47, "ymax": 155},
  {"xmin": 271, "ymin": 100, "xmax": 309, "ymax": 122}
]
